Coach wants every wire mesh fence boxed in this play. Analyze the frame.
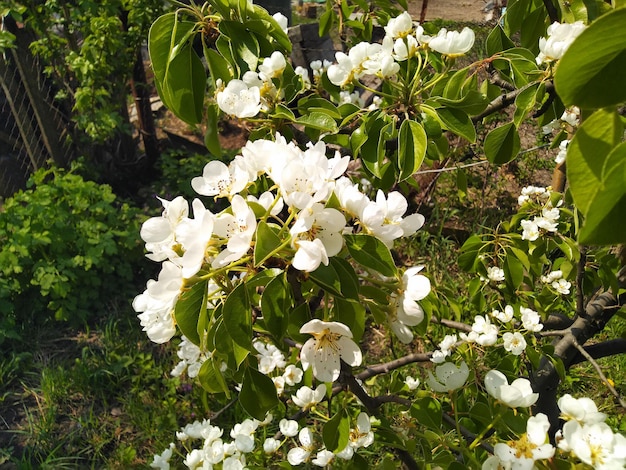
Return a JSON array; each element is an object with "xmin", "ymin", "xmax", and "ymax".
[{"xmin": 0, "ymin": 25, "xmax": 74, "ymax": 199}]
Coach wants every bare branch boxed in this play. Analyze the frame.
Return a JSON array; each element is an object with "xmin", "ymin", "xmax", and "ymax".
[
  {"xmin": 355, "ymin": 352, "xmax": 433, "ymax": 382},
  {"xmin": 569, "ymin": 336, "xmax": 626, "ymax": 410},
  {"xmin": 569, "ymin": 338, "xmax": 626, "ymax": 366}
]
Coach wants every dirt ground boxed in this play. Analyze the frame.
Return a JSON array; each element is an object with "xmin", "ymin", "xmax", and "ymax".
[{"xmin": 408, "ymin": 0, "xmax": 493, "ymax": 23}]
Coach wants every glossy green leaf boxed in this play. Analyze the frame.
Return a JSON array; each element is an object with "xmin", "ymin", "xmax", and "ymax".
[
  {"xmin": 513, "ymin": 84, "xmax": 538, "ymax": 127},
  {"xmin": 436, "ymin": 108, "xmax": 476, "ymax": 143},
  {"xmin": 410, "ymin": 397, "xmax": 442, "ymax": 431},
  {"xmin": 148, "ymin": 14, "xmax": 205, "ymax": 125},
  {"xmin": 344, "ymin": 234, "xmax": 397, "ymax": 277},
  {"xmin": 567, "ymin": 108, "xmax": 623, "ymax": 214},
  {"xmin": 555, "ymin": 8, "xmax": 626, "ymax": 108},
  {"xmin": 261, "ymin": 273, "xmax": 292, "ymax": 340},
  {"xmin": 198, "ymin": 358, "xmax": 230, "ymax": 396},
  {"xmin": 397, "ymin": 120, "xmax": 427, "ymax": 182},
  {"xmin": 254, "ymin": 221, "xmax": 284, "ymax": 266},
  {"xmin": 309, "ymin": 258, "xmax": 357, "ymax": 299},
  {"xmin": 484, "ymin": 122, "xmax": 520, "ymax": 164},
  {"xmin": 239, "ymin": 367, "xmax": 280, "ymax": 420},
  {"xmin": 332, "ymin": 298, "xmax": 366, "ymax": 342},
  {"xmin": 323, "ymin": 409, "xmax": 350, "ymax": 452},
  {"xmin": 205, "ymin": 103, "xmax": 221, "ymax": 156},
  {"xmin": 505, "ymin": 250, "xmax": 524, "ymax": 288},
  {"xmin": 578, "ymin": 142, "xmax": 626, "ymax": 244},
  {"xmin": 174, "ymin": 280, "xmax": 207, "ymax": 346},
  {"xmin": 204, "ymin": 46, "xmax": 232, "ymax": 87},
  {"xmin": 222, "ymin": 283, "xmax": 253, "ymax": 351},
  {"xmin": 486, "ymin": 24, "xmax": 515, "ymax": 56},
  {"xmin": 296, "ymin": 112, "xmax": 339, "ymax": 133}
]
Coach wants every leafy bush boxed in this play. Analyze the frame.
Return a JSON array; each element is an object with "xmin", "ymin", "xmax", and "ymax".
[{"xmin": 0, "ymin": 165, "xmax": 145, "ymax": 343}]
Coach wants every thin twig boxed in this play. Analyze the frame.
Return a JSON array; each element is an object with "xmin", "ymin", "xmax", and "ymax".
[{"xmin": 570, "ymin": 337, "xmax": 626, "ymax": 409}]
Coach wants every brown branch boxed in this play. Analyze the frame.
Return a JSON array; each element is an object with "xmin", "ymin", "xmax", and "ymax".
[
  {"xmin": 472, "ymin": 81, "xmax": 555, "ymax": 124},
  {"xmin": 532, "ymin": 267, "xmax": 626, "ymax": 437},
  {"xmin": 354, "ymin": 352, "xmax": 433, "ymax": 382},
  {"xmin": 431, "ymin": 317, "xmax": 472, "ymax": 333},
  {"xmin": 542, "ymin": 0, "xmax": 560, "ymax": 23}
]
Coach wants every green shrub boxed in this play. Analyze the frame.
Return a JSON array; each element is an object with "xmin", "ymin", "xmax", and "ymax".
[{"xmin": 0, "ymin": 164, "xmax": 145, "ymax": 343}]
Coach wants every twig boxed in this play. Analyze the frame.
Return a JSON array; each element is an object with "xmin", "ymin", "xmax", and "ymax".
[
  {"xmin": 442, "ymin": 413, "xmax": 494, "ymax": 454},
  {"xmin": 570, "ymin": 336, "xmax": 626, "ymax": 409}
]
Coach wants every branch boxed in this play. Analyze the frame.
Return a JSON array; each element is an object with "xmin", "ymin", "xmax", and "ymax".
[
  {"xmin": 532, "ymin": 267, "xmax": 626, "ymax": 437},
  {"xmin": 431, "ymin": 317, "xmax": 472, "ymax": 333},
  {"xmin": 472, "ymin": 81, "xmax": 555, "ymax": 124},
  {"xmin": 355, "ymin": 352, "xmax": 433, "ymax": 382},
  {"xmin": 569, "ymin": 337, "xmax": 626, "ymax": 410},
  {"xmin": 542, "ymin": 0, "xmax": 560, "ymax": 23},
  {"xmin": 569, "ymin": 338, "xmax": 626, "ymax": 366}
]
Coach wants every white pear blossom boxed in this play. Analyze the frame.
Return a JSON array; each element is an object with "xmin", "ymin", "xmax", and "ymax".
[
  {"xmin": 191, "ymin": 160, "xmax": 251, "ymax": 198},
  {"xmin": 487, "ymin": 266, "xmax": 505, "ymax": 282},
  {"xmin": 405, "ymin": 376, "xmax": 420, "ymax": 390},
  {"xmin": 390, "ymin": 266, "xmax": 431, "ymax": 343},
  {"xmin": 133, "ymin": 261, "xmax": 184, "ymax": 344},
  {"xmin": 291, "ymin": 204, "xmax": 346, "ymax": 272},
  {"xmin": 431, "ymin": 334, "xmax": 458, "ymax": 363},
  {"xmin": 140, "ymin": 196, "xmax": 189, "ymax": 262},
  {"xmin": 466, "ymin": 315, "xmax": 499, "ymax": 346},
  {"xmin": 176, "ymin": 198, "xmax": 216, "ymax": 278},
  {"xmin": 384, "ymin": 11, "xmax": 414, "ymax": 39},
  {"xmin": 279, "ymin": 419, "xmax": 299, "ymax": 437},
  {"xmin": 555, "ymin": 139, "xmax": 569, "ymax": 165},
  {"xmin": 300, "ymin": 319, "xmax": 362, "ymax": 382},
  {"xmin": 312, "ymin": 449, "xmax": 335, "ymax": 467},
  {"xmin": 171, "ymin": 335, "xmax": 208, "ymax": 378},
  {"xmin": 258, "ymin": 51, "xmax": 287, "ymax": 80},
  {"xmin": 393, "ymin": 34, "xmax": 420, "ymax": 60},
  {"xmin": 151, "ymin": 442, "xmax": 175, "ymax": 470},
  {"xmin": 272, "ymin": 12, "xmax": 288, "ymax": 32},
  {"xmin": 216, "ymin": 79, "xmax": 262, "ymax": 118},
  {"xmin": 253, "ymin": 339, "xmax": 286, "ymax": 374},
  {"xmin": 291, "ymin": 384, "xmax": 326, "ymax": 410},
  {"xmin": 536, "ymin": 21, "xmax": 586, "ymax": 65},
  {"xmin": 427, "ymin": 361, "xmax": 470, "ymax": 392},
  {"xmin": 518, "ymin": 186, "xmax": 549, "ymax": 206},
  {"xmin": 212, "ymin": 195, "xmax": 257, "ymax": 267},
  {"xmin": 502, "ymin": 331, "xmax": 527, "ymax": 355},
  {"xmin": 557, "ymin": 420, "xmax": 626, "ymax": 469},
  {"xmin": 520, "ymin": 307, "xmax": 543, "ymax": 332},
  {"xmin": 263, "ymin": 437, "xmax": 281, "ymax": 454},
  {"xmin": 558, "ymin": 394, "xmax": 607, "ymax": 425},
  {"xmin": 428, "ymin": 27, "xmax": 475, "ymax": 56},
  {"xmin": 359, "ymin": 190, "xmax": 425, "ymax": 247},
  {"xmin": 283, "ymin": 364, "xmax": 304, "ymax": 386},
  {"xmin": 561, "ymin": 106, "xmax": 580, "ymax": 127},
  {"xmin": 491, "ymin": 305, "xmax": 514, "ymax": 323},
  {"xmin": 490, "ymin": 413, "xmax": 555, "ymax": 469},
  {"xmin": 485, "ymin": 370, "xmax": 538, "ymax": 408},
  {"xmin": 287, "ymin": 427, "xmax": 315, "ymax": 465},
  {"xmin": 521, "ymin": 219, "xmax": 540, "ymax": 241}
]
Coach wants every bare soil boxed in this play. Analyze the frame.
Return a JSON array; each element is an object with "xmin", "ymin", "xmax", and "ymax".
[{"xmin": 408, "ymin": 0, "xmax": 493, "ymax": 23}]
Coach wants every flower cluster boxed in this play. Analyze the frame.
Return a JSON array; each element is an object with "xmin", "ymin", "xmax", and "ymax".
[
  {"xmin": 151, "ymin": 411, "xmax": 377, "ymax": 469},
  {"xmin": 517, "ymin": 186, "xmax": 562, "ymax": 242},
  {"xmin": 134, "ymin": 133, "xmax": 426, "ymax": 344},
  {"xmin": 326, "ymin": 12, "xmax": 475, "ymax": 88}
]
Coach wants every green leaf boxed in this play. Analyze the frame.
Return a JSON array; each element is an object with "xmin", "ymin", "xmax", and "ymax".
[
  {"xmin": 261, "ymin": 273, "xmax": 292, "ymax": 340},
  {"xmin": 319, "ymin": 7, "xmax": 335, "ymax": 37},
  {"xmin": 484, "ymin": 122, "xmax": 520, "ymax": 164},
  {"xmin": 410, "ymin": 397, "xmax": 442, "ymax": 431},
  {"xmin": 239, "ymin": 366, "xmax": 280, "ymax": 420},
  {"xmin": 555, "ymin": 8, "xmax": 626, "ymax": 108},
  {"xmin": 486, "ymin": 24, "xmax": 515, "ymax": 56},
  {"xmin": 148, "ymin": 14, "xmax": 205, "ymax": 125},
  {"xmin": 505, "ymin": 250, "xmax": 524, "ymax": 288},
  {"xmin": 296, "ymin": 112, "xmax": 339, "ymax": 133},
  {"xmin": 329, "ymin": 257, "xmax": 359, "ymax": 300},
  {"xmin": 323, "ymin": 409, "xmax": 350, "ymax": 452},
  {"xmin": 397, "ymin": 120, "xmax": 427, "ymax": 182},
  {"xmin": 567, "ymin": 108, "xmax": 623, "ymax": 215},
  {"xmin": 219, "ymin": 21, "xmax": 260, "ymax": 74},
  {"xmin": 174, "ymin": 280, "xmax": 207, "ymax": 346},
  {"xmin": 205, "ymin": 103, "xmax": 222, "ymax": 156},
  {"xmin": 332, "ymin": 298, "xmax": 366, "ymax": 342},
  {"xmin": 308, "ymin": 258, "xmax": 356, "ymax": 299},
  {"xmin": 204, "ymin": 46, "xmax": 232, "ymax": 87},
  {"xmin": 254, "ymin": 221, "xmax": 284, "ymax": 266},
  {"xmin": 513, "ymin": 84, "xmax": 538, "ymax": 127},
  {"xmin": 344, "ymin": 234, "xmax": 397, "ymax": 277},
  {"xmin": 198, "ymin": 358, "xmax": 231, "ymax": 396},
  {"xmin": 222, "ymin": 283, "xmax": 253, "ymax": 351},
  {"xmin": 436, "ymin": 108, "xmax": 476, "ymax": 143},
  {"xmin": 578, "ymin": 142, "xmax": 626, "ymax": 245}
]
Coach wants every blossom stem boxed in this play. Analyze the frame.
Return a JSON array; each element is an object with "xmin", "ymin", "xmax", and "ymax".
[{"xmin": 469, "ymin": 408, "xmax": 506, "ymax": 450}]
